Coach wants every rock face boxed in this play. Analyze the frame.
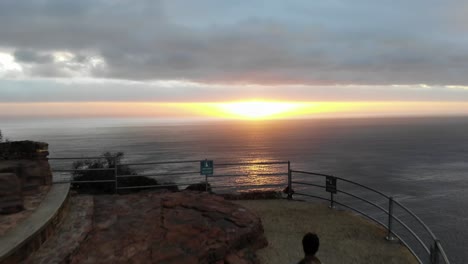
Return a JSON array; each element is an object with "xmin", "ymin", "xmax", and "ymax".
[
  {"xmin": 0, "ymin": 173, "xmax": 23, "ymax": 214},
  {"xmin": 0, "ymin": 141, "xmax": 52, "ymax": 214},
  {"xmin": 222, "ymin": 190, "xmax": 282, "ymax": 200},
  {"xmin": 0, "ymin": 141, "xmax": 49, "ymax": 160},
  {"xmin": 70, "ymin": 191, "xmax": 267, "ymax": 264},
  {"xmin": 0, "ymin": 141, "xmax": 52, "ymax": 194},
  {"xmin": 185, "ymin": 182, "xmax": 212, "ymax": 192}
]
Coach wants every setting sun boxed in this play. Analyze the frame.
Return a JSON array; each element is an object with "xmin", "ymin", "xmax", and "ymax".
[{"xmin": 218, "ymin": 101, "xmax": 302, "ymax": 119}]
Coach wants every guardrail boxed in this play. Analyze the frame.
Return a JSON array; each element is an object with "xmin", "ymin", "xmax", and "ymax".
[
  {"xmin": 290, "ymin": 170, "xmax": 450, "ymax": 264},
  {"xmin": 49, "ymin": 157, "xmax": 449, "ymax": 264},
  {"xmin": 49, "ymin": 157, "xmax": 289, "ymax": 193}
]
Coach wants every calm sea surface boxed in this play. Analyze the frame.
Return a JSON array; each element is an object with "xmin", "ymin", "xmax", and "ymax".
[{"xmin": 2, "ymin": 116, "xmax": 468, "ymax": 263}]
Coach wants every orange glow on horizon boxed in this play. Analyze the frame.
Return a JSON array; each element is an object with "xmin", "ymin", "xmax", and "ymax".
[
  {"xmin": 217, "ymin": 101, "xmax": 305, "ymax": 119},
  {"xmin": 1, "ymin": 101, "xmax": 468, "ymax": 119}
]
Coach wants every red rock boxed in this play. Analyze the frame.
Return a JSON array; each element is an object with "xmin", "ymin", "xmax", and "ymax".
[
  {"xmin": 225, "ymin": 253, "xmax": 250, "ymax": 264},
  {"xmin": 151, "ymin": 245, "xmax": 184, "ymax": 262},
  {"xmin": 69, "ymin": 191, "xmax": 266, "ymax": 263}
]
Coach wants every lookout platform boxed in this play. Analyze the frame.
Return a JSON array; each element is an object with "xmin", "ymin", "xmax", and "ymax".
[
  {"xmin": 235, "ymin": 199, "xmax": 417, "ymax": 264},
  {"xmin": 1, "ymin": 189, "xmax": 417, "ymax": 264}
]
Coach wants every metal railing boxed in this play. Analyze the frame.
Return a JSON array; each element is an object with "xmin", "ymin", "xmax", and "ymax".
[
  {"xmin": 49, "ymin": 157, "xmax": 289, "ymax": 193},
  {"xmin": 290, "ymin": 170, "xmax": 450, "ymax": 264},
  {"xmin": 49, "ymin": 157, "xmax": 449, "ymax": 264},
  {"xmin": 51, "ymin": 157, "xmax": 115, "ymax": 184}
]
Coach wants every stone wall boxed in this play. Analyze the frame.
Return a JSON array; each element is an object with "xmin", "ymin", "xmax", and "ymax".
[
  {"xmin": 0, "ymin": 173, "xmax": 23, "ymax": 214},
  {"xmin": 0, "ymin": 141, "xmax": 52, "ymax": 214}
]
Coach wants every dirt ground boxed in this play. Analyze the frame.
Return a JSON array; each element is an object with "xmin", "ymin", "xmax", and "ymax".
[{"xmin": 234, "ymin": 199, "xmax": 418, "ymax": 264}]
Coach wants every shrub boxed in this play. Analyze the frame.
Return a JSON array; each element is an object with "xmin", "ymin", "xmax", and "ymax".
[
  {"xmin": 185, "ymin": 182, "xmax": 212, "ymax": 192},
  {"xmin": 72, "ymin": 152, "xmax": 162, "ymax": 194}
]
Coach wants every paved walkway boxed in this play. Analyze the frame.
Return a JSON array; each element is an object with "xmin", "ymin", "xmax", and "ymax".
[
  {"xmin": 25, "ymin": 195, "xmax": 94, "ymax": 264},
  {"xmin": 0, "ymin": 183, "xmax": 69, "ymax": 262},
  {"xmin": 0, "ymin": 186, "xmax": 50, "ymax": 236},
  {"xmin": 234, "ymin": 199, "xmax": 418, "ymax": 264}
]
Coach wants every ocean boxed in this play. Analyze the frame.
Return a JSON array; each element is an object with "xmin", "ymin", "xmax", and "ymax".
[{"xmin": 1, "ymin": 116, "xmax": 467, "ymax": 263}]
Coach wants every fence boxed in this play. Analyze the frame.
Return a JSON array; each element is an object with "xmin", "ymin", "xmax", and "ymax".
[
  {"xmin": 290, "ymin": 170, "xmax": 450, "ymax": 264},
  {"xmin": 49, "ymin": 157, "xmax": 449, "ymax": 264},
  {"xmin": 49, "ymin": 157, "xmax": 289, "ymax": 193}
]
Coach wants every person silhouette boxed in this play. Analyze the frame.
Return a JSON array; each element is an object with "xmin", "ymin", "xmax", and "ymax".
[{"xmin": 297, "ymin": 232, "xmax": 321, "ymax": 264}]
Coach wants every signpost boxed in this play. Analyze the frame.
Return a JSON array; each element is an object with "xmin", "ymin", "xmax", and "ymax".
[
  {"xmin": 326, "ymin": 176, "xmax": 337, "ymax": 194},
  {"xmin": 326, "ymin": 176, "xmax": 337, "ymax": 208},
  {"xmin": 200, "ymin": 160, "xmax": 214, "ymax": 192}
]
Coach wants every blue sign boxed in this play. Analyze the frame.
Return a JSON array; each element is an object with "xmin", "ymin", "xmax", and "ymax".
[{"xmin": 200, "ymin": 160, "xmax": 214, "ymax": 175}]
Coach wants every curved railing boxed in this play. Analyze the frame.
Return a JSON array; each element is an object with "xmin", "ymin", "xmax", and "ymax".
[{"xmin": 289, "ymin": 170, "xmax": 450, "ymax": 264}]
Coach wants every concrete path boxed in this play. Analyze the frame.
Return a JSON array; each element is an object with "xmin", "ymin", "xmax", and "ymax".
[
  {"xmin": 0, "ymin": 183, "xmax": 69, "ymax": 262},
  {"xmin": 234, "ymin": 199, "xmax": 418, "ymax": 264},
  {"xmin": 0, "ymin": 186, "xmax": 50, "ymax": 236},
  {"xmin": 25, "ymin": 195, "xmax": 94, "ymax": 264}
]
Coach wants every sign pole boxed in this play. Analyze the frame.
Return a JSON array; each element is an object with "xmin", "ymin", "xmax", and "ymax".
[
  {"xmin": 326, "ymin": 176, "xmax": 337, "ymax": 209},
  {"xmin": 287, "ymin": 161, "xmax": 292, "ymax": 199},
  {"xmin": 200, "ymin": 159, "xmax": 214, "ymax": 192}
]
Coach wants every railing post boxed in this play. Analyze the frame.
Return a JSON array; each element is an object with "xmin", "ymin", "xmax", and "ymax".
[
  {"xmin": 326, "ymin": 176, "xmax": 336, "ymax": 209},
  {"xmin": 430, "ymin": 239, "xmax": 440, "ymax": 264},
  {"xmin": 386, "ymin": 196, "xmax": 395, "ymax": 241},
  {"xmin": 287, "ymin": 161, "xmax": 292, "ymax": 199},
  {"xmin": 114, "ymin": 156, "xmax": 118, "ymax": 194},
  {"xmin": 329, "ymin": 192, "xmax": 335, "ymax": 209},
  {"xmin": 204, "ymin": 158, "xmax": 209, "ymax": 192}
]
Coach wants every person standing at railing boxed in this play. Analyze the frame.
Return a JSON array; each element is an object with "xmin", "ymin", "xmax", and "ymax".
[{"xmin": 297, "ymin": 233, "xmax": 322, "ymax": 264}]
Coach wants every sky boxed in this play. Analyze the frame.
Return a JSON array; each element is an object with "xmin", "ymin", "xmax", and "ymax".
[{"xmin": 1, "ymin": 0, "xmax": 468, "ymax": 119}]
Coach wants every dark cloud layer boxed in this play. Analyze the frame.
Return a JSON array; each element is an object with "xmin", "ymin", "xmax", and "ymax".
[
  {"xmin": 13, "ymin": 50, "xmax": 54, "ymax": 64},
  {"xmin": 1, "ymin": 0, "xmax": 468, "ymax": 85}
]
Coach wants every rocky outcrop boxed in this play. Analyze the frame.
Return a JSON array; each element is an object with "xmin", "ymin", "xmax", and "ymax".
[
  {"xmin": 0, "ymin": 141, "xmax": 52, "ymax": 194},
  {"xmin": 185, "ymin": 182, "xmax": 212, "ymax": 192},
  {"xmin": 0, "ymin": 141, "xmax": 49, "ymax": 160},
  {"xmin": 69, "ymin": 191, "xmax": 267, "ymax": 264},
  {"xmin": 0, "ymin": 173, "xmax": 23, "ymax": 214},
  {"xmin": 0, "ymin": 141, "xmax": 52, "ymax": 214},
  {"xmin": 222, "ymin": 190, "xmax": 282, "ymax": 200}
]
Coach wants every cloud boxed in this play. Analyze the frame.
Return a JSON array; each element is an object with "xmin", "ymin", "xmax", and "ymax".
[
  {"xmin": 8, "ymin": 50, "xmax": 106, "ymax": 78},
  {"xmin": 13, "ymin": 50, "xmax": 54, "ymax": 64},
  {"xmin": 0, "ymin": 0, "xmax": 468, "ymax": 86},
  {"xmin": 1, "ymin": 78, "xmax": 468, "ymax": 103}
]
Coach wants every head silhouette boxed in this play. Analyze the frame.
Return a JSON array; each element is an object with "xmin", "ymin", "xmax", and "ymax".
[{"xmin": 302, "ymin": 233, "xmax": 320, "ymax": 256}]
